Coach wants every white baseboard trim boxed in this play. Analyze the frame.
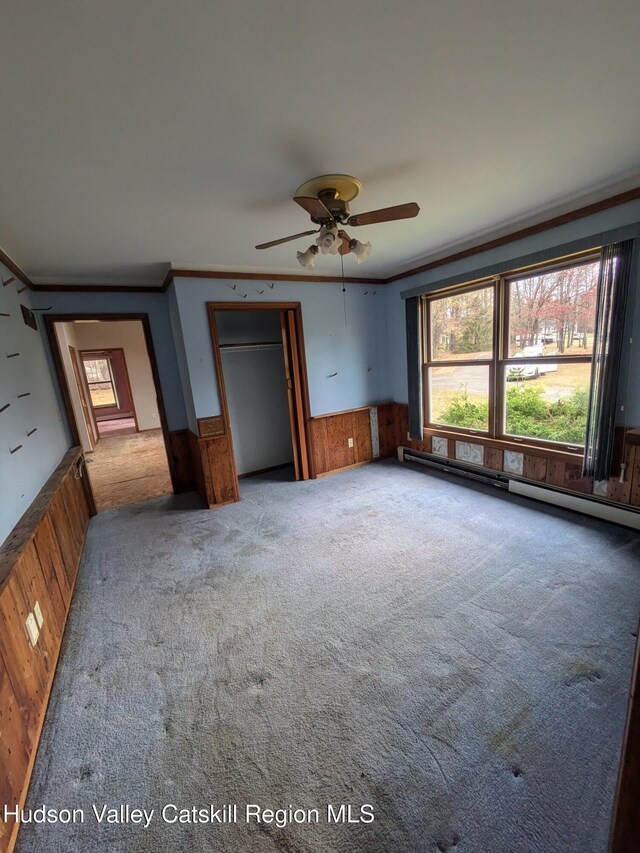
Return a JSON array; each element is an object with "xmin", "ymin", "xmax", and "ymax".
[{"xmin": 510, "ymin": 480, "xmax": 640, "ymax": 530}]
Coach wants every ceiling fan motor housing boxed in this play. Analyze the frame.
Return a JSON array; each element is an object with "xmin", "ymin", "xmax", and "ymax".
[{"xmin": 315, "ymin": 189, "xmax": 349, "ymax": 224}]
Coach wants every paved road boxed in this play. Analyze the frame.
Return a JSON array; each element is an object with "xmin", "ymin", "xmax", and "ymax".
[
  {"xmin": 431, "ymin": 365, "xmax": 486, "ymax": 394},
  {"xmin": 431, "ymin": 366, "xmax": 573, "ymax": 403}
]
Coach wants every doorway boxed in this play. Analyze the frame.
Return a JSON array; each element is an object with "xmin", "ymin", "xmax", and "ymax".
[
  {"xmin": 46, "ymin": 315, "xmax": 175, "ymax": 512},
  {"xmin": 208, "ymin": 302, "xmax": 312, "ymax": 487}
]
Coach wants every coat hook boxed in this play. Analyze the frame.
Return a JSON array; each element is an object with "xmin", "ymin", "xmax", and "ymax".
[
  {"xmin": 364, "ymin": 291, "xmax": 369, "ymax": 295},
  {"xmin": 257, "ymin": 289, "xmax": 264, "ymax": 294},
  {"xmin": 328, "ymin": 372, "xmax": 338, "ymax": 378},
  {"xmin": 17, "ymin": 392, "xmax": 31, "ymax": 398},
  {"xmin": 17, "ymin": 285, "xmax": 28, "ymax": 293},
  {"xmin": 227, "ymin": 283, "xmax": 237, "ymax": 291},
  {"xmin": 6, "ymin": 352, "xmax": 19, "ymax": 358},
  {"xmin": 268, "ymin": 283, "xmax": 275, "ymax": 289},
  {"xmin": 26, "ymin": 427, "xmax": 37, "ymax": 437},
  {"xmin": 0, "ymin": 312, "xmax": 10, "ymax": 317},
  {"xmin": 240, "ymin": 293, "xmax": 248, "ymax": 298},
  {"xmin": 2, "ymin": 276, "xmax": 16, "ymax": 287},
  {"xmin": 9, "ymin": 444, "xmax": 23, "ymax": 454},
  {"xmin": 0, "ymin": 403, "xmax": 10, "ymax": 414}
]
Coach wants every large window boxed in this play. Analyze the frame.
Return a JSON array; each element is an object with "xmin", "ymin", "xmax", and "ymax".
[{"xmin": 423, "ymin": 253, "xmax": 600, "ymax": 450}]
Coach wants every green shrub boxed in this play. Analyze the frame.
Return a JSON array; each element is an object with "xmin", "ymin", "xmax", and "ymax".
[{"xmin": 439, "ymin": 383, "xmax": 588, "ymax": 443}]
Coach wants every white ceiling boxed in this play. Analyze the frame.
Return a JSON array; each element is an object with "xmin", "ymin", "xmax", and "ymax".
[{"xmin": 1, "ymin": 0, "xmax": 640, "ymax": 286}]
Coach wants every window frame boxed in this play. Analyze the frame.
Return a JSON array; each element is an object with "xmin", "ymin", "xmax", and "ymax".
[
  {"xmin": 422, "ymin": 249, "xmax": 600, "ymax": 454},
  {"xmin": 82, "ymin": 355, "xmax": 119, "ymax": 409}
]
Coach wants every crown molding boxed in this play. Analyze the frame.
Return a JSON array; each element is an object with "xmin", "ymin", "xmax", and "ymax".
[
  {"xmin": 5, "ymin": 185, "xmax": 639, "ymax": 293},
  {"xmin": 0, "ymin": 247, "xmax": 33, "ymax": 289},
  {"xmin": 30, "ymin": 283, "xmax": 165, "ymax": 293},
  {"xmin": 164, "ymin": 268, "xmax": 384, "ymax": 288},
  {"xmin": 386, "ymin": 185, "xmax": 640, "ymax": 283}
]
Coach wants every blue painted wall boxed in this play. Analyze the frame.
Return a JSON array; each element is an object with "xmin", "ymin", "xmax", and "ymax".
[
  {"xmin": 0, "ymin": 267, "xmax": 69, "ymax": 545},
  {"xmin": 172, "ymin": 276, "xmax": 388, "ymax": 419},
  {"xmin": 382, "ymin": 198, "xmax": 640, "ymax": 426}
]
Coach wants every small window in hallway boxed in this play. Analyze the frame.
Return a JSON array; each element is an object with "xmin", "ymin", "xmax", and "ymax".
[{"xmin": 82, "ymin": 357, "xmax": 118, "ymax": 408}]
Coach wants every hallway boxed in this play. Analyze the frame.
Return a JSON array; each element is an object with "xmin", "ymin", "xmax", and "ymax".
[{"xmin": 87, "ymin": 429, "xmax": 172, "ymax": 511}]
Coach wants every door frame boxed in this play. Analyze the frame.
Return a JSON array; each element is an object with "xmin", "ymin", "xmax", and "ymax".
[
  {"xmin": 44, "ymin": 313, "xmax": 179, "ymax": 494},
  {"xmin": 207, "ymin": 302, "xmax": 314, "ymax": 484},
  {"xmin": 80, "ymin": 347, "xmax": 139, "ymax": 430},
  {"xmin": 68, "ymin": 344, "xmax": 98, "ymax": 448}
]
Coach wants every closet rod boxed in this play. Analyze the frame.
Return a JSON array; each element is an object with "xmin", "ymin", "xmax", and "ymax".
[{"xmin": 219, "ymin": 341, "xmax": 283, "ymax": 352}]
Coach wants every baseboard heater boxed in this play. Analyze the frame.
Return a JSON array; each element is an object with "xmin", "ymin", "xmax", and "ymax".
[
  {"xmin": 401, "ymin": 448, "xmax": 509, "ymax": 489},
  {"xmin": 399, "ymin": 446, "xmax": 640, "ymax": 530}
]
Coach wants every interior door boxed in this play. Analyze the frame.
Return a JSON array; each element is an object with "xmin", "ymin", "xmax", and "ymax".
[{"xmin": 68, "ymin": 346, "xmax": 97, "ymax": 448}]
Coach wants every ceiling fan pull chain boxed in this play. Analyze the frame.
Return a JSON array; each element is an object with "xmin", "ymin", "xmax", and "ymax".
[{"xmin": 341, "ymin": 253, "xmax": 348, "ymax": 327}]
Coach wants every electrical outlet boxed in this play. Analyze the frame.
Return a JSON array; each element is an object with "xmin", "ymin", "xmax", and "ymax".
[
  {"xmin": 25, "ymin": 612, "xmax": 39, "ymax": 647},
  {"xmin": 34, "ymin": 601, "xmax": 44, "ymax": 628},
  {"xmin": 348, "ymin": 437, "xmax": 354, "ymax": 448}
]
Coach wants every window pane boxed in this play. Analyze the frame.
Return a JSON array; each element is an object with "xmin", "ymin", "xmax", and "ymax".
[
  {"xmin": 84, "ymin": 358, "xmax": 111, "ymax": 382},
  {"xmin": 89, "ymin": 382, "xmax": 117, "ymax": 407},
  {"xmin": 504, "ymin": 362, "xmax": 592, "ymax": 444},
  {"xmin": 430, "ymin": 286, "xmax": 494, "ymax": 360},
  {"xmin": 429, "ymin": 365, "xmax": 489, "ymax": 430},
  {"xmin": 507, "ymin": 260, "xmax": 599, "ymax": 357}
]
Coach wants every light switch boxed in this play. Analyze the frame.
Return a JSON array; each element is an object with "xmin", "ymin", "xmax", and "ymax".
[
  {"xmin": 26, "ymin": 612, "xmax": 39, "ymax": 647},
  {"xmin": 34, "ymin": 601, "xmax": 44, "ymax": 628},
  {"xmin": 348, "ymin": 438, "xmax": 354, "ymax": 448}
]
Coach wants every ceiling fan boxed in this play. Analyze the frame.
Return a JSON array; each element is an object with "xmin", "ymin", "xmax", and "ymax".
[{"xmin": 255, "ymin": 174, "xmax": 419, "ymax": 268}]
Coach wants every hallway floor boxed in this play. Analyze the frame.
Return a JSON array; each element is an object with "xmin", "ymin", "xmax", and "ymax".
[
  {"xmin": 87, "ymin": 428, "xmax": 172, "ymax": 511},
  {"xmin": 96, "ymin": 416, "xmax": 137, "ymax": 437}
]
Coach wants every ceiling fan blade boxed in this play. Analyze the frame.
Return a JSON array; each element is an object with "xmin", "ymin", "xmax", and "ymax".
[
  {"xmin": 255, "ymin": 229, "xmax": 318, "ymax": 250},
  {"xmin": 347, "ymin": 202, "xmax": 420, "ymax": 227},
  {"xmin": 293, "ymin": 195, "xmax": 333, "ymax": 220}
]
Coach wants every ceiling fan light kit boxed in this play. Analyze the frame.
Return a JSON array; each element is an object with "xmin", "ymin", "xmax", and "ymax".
[
  {"xmin": 256, "ymin": 174, "xmax": 419, "ymax": 269},
  {"xmin": 349, "ymin": 239, "xmax": 372, "ymax": 264},
  {"xmin": 317, "ymin": 225, "xmax": 341, "ymax": 255},
  {"xmin": 296, "ymin": 245, "xmax": 320, "ymax": 270}
]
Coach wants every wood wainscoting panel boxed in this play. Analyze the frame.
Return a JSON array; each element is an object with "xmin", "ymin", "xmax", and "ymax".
[
  {"xmin": 0, "ymin": 657, "xmax": 28, "ymax": 850},
  {"xmin": 311, "ymin": 418, "xmax": 328, "ymax": 476},
  {"xmin": 523, "ymin": 454, "xmax": 548, "ymax": 482},
  {"xmin": 0, "ymin": 448, "xmax": 91, "ymax": 853},
  {"xmin": 353, "ymin": 408, "xmax": 373, "ymax": 464},
  {"xmin": 188, "ymin": 431, "xmax": 239, "ymax": 508},
  {"xmin": 485, "ymin": 446, "xmax": 503, "ymax": 471},
  {"xmin": 310, "ymin": 402, "xmax": 405, "ymax": 477},
  {"xmin": 33, "ymin": 515, "xmax": 72, "ymax": 610},
  {"xmin": 168, "ymin": 429, "xmax": 195, "ymax": 493}
]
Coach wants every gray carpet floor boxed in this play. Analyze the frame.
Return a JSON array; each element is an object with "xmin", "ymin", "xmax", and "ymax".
[{"xmin": 17, "ymin": 460, "xmax": 640, "ymax": 853}]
